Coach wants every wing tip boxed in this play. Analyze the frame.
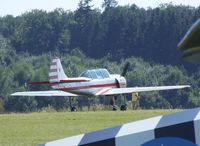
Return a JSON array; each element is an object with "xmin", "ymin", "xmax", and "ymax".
[{"xmin": 183, "ymin": 85, "xmax": 191, "ymax": 88}]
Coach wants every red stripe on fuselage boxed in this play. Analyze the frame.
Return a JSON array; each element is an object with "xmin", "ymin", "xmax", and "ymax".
[
  {"xmin": 60, "ymin": 80, "xmax": 89, "ymax": 83},
  {"xmin": 97, "ymin": 88, "xmax": 111, "ymax": 95},
  {"xmin": 30, "ymin": 81, "xmax": 50, "ymax": 85},
  {"xmin": 50, "ymin": 69, "xmax": 57, "ymax": 72},
  {"xmin": 59, "ymin": 83, "xmax": 117, "ymax": 91}
]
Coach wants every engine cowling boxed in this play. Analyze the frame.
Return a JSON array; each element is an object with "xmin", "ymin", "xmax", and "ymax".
[{"xmin": 115, "ymin": 76, "xmax": 126, "ymax": 88}]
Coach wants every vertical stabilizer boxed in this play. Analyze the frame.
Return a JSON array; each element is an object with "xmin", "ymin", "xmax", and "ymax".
[{"xmin": 49, "ymin": 58, "xmax": 68, "ymax": 83}]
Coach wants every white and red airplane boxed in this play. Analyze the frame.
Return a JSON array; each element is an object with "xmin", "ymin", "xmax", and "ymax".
[{"xmin": 12, "ymin": 58, "xmax": 190, "ymax": 110}]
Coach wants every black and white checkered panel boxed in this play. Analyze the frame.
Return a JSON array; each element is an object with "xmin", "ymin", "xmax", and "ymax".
[
  {"xmin": 115, "ymin": 116, "xmax": 162, "ymax": 146},
  {"xmin": 39, "ymin": 108, "xmax": 200, "ymax": 146},
  {"xmin": 38, "ymin": 134, "xmax": 84, "ymax": 146},
  {"xmin": 115, "ymin": 108, "xmax": 200, "ymax": 146},
  {"xmin": 40, "ymin": 126, "xmax": 122, "ymax": 146},
  {"xmin": 154, "ymin": 108, "xmax": 200, "ymax": 144},
  {"xmin": 194, "ymin": 111, "xmax": 200, "ymax": 145},
  {"xmin": 78, "ymin": 125, "xmax": 122, "ymax": 146}
]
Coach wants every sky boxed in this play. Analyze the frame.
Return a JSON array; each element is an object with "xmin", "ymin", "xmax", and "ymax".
[{"xmin": 0, "ymin": 0, "xmax": 200, "ymax": 17}]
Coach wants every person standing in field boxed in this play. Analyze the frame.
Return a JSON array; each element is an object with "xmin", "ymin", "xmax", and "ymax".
[{"xmin": 132, "ymin": 92, "xmax": 140, "ymax": 110}]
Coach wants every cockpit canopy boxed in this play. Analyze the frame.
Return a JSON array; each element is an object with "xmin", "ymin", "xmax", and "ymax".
[{"xmin": 79, "ymin": 69, "xmax": 110, "ymax": 79}]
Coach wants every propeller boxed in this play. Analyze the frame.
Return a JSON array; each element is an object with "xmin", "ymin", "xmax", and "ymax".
[{"xmin": 121, "ymin": 62, "xmax": 130, "ymax": 77}]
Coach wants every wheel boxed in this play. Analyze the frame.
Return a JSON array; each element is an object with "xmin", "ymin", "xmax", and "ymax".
[
  {"xmin": 71, "ymin": 106, "xmax": 77, "ymax": 112},
  {"xmin": 112, "ymin": 105, "xmax": 117, "ymax": 111},
  {"xmin": 120, "ymin": 105, "xmax": 127, "ymax": 111}
]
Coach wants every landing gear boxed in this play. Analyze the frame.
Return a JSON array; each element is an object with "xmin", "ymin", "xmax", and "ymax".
[
  {"xmin": 120, "ymin": 104, "xmax": 127, "ymax": 111},
  {"xmin": 120, "ymin": 96, "xmax": 127, "ymax": 111},
  {"xmin": 112, "ymin": 105, "xmax": 118, "ymax": 111},
  {"xmin": 111, "ymin": 96, "xmax": 117, "ymax": 111},
  {"xmin": 70, "ymin": 106, "xmax": 77, "ymax": 112},
  {"xmin": 69, "ymin": 97, "xmax": 77, "ymax": 112},
  {"xmin": 110, "ymin": 96, "xmax": 127, "ymax": 111}
]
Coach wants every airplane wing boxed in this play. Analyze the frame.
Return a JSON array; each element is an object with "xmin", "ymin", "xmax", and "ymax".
[
  {"xmin": 11, "ymin": 85, "xmax": 190, "ymax": 96},
  {"xmin": 97, "ymin": 85, "xmax": 190, "ymax": 96},
  {"xmin": 11, "ymin": 90, "xmax": 78, "ymax": 97}
]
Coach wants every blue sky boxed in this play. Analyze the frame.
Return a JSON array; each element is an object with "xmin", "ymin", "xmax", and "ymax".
[{"xmin": 0, "ymin": 0, "xmax": 199, "ymax": 16}]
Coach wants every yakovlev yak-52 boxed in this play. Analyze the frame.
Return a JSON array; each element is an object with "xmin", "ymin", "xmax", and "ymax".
[{"xmin": 12, "ymin": 58, "xmax": 190, "ymax": 111}]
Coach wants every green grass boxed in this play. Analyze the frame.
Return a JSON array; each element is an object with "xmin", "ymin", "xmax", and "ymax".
[{"xmin": 0, "ymin": 109, "xmax": 181, "ymax": 146}]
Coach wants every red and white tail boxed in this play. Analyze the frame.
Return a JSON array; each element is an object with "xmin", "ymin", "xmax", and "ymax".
[{"xmin": 49, "ymin": 58, "xmax": 68, "ymax": 83}]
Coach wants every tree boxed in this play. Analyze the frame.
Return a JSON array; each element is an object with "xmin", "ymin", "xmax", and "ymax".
[
  {"xmin": 102, "ymin": 0, "xmax": 118, "ymax": 9},
  {"xmin": 78, "ymin": 0, "xmax": 93, "ymax": 11},
  {"xmin": 5, "ymin": 96, "xmax": 38, "ymax": 112},
  {"xmin": 0, "ymin": 34, "xmax": 16, "ymax": 66},
  {"xmin": 71, "ymin": 0, "xmax": 101, "ymax": 56}
]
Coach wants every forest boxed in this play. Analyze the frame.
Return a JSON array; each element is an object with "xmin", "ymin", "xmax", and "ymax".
[{"xmin": 0, "ymin": 0, "xmax": 200, "ymax": 112}]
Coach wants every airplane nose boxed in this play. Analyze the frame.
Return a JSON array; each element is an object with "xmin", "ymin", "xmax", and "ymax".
[{"xmin": 120, "ymin": 76, "xmax": 127, "ymax": 87}]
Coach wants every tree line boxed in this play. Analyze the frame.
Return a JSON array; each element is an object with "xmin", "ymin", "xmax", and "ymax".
[
  {"xmin": 0, "ymin": 0, "xmax": 200, "ymax": 112},
  {"xmin": 1, "ymin": 1, "xmax": 200, "ymax": 68},
  {"xmin": 0, "ymin": 49, "xmax": 199, "ymax": 112}
]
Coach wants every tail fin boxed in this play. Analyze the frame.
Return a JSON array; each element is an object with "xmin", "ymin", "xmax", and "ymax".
[{"xmin": 49, "ymin": 58, "xmax": 68, "ymax": 83}]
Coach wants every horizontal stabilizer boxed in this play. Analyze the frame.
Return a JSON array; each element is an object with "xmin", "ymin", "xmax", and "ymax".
[
  {"xmin": 30, "ymin": 78, "xmax": 91, "ymax": 85},
  {"xmin": 11, "ymin": 90, "xmax": 78, "ymax": 97},
  {"xmin": 30, "ymin": 81, "xmax": 50, "ymax": 85}
]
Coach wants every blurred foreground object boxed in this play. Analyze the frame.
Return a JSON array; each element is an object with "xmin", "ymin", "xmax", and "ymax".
[{"xmin": 178, "ymin": 19, "xmax": 200, "ymax": 63}]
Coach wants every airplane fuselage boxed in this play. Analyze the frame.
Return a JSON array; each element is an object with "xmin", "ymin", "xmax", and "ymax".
[{"xmin": 51, "ymin": 75, "xmax": 126, "ymax": 96}]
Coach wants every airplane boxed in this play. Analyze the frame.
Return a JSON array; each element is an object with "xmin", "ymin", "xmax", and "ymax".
[
  {"xmin": 11, "ymin": 57, "xmax": 190, "ymax": 111},
  {"xmin": 178, "ymin": 18, "xmax": 200, "ymax": 63}
]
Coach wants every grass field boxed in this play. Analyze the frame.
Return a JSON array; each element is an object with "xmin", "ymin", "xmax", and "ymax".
[{"xmin": 0, "ymin": 109, "xmax": 181, "ymax": 146}]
